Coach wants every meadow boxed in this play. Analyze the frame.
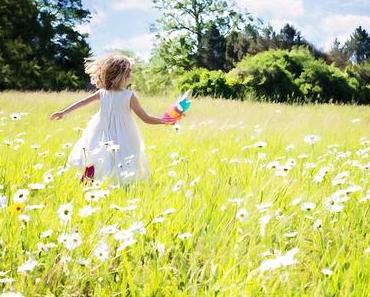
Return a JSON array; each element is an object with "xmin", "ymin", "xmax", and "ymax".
[{"xmin": 0, "ymin": 91, "xmax": 369, "ymax": 296}]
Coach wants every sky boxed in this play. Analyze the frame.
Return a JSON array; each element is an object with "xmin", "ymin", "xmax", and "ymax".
[{"xmin": 79, "ymin": 0, "xmax": 370, "ymax": 61}]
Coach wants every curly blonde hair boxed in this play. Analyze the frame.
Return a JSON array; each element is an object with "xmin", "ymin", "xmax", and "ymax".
[{"xmin": 84, "ymin": 54, "xmax": 133, "ymax": 90}]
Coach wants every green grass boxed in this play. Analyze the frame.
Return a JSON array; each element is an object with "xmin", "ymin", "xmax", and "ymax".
[{"xmin": 0, "ymin": 91, "xmax": 369, "ymax": 296}]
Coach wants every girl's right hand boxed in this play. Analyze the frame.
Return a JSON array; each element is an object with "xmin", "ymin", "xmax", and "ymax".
[
  {"xmin": 161, "ymin": 118, "xmax": 177, "ymax": 125},
  {"xmin": 49, "ymin": 111, "xmax": 64, "ymax": 120}
]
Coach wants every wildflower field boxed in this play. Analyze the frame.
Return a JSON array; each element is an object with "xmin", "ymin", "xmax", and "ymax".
[{"xmin": 0, "ymin": 91, "xmax": 369, "ymax": 297}]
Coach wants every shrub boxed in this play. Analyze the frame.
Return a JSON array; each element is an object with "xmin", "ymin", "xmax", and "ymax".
[
  {"xmin": 346, "ymin": 62, "xmax": 370, "ymax": 104},
  {"xmin": 295, "ymin": 60, "xmax": 356, "ymax": 103},
  {"xmin": 177, "ymin": 68, "xmax": 245, "ymax": 99},
  {"xmin": 165, "ymin": 47, "xmax": 368, "ymax": 104},
  {"xmin": 227, "ymin": 49, "xmax": 303, "ymax": 102}
]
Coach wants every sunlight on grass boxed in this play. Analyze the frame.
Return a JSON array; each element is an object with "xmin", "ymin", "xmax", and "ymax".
[{"xmin": 0, "ymin": 91, "xmax": 369, "ymax": 296}]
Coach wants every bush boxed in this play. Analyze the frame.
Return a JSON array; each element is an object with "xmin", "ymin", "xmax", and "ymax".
[
  {"xmin": 295, "ymin": 60, "xmax": 356, "ymax": 103},
  {"xmin": 346, "ymin": 62, "xmax": 370, "ymax": 104},
  {"xmin": 149, "ymin": 47, "xmax": 369, "ymax": 104},
  {"xmin": 177, "ymin": 68, "xmax": 245, "ymax": 99},
  {"xmin": 227, "ymin": 49, "xmax": 304, "ymax": 101}
]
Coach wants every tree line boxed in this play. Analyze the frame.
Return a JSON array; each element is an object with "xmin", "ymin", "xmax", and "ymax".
[
  {"xmin": 132, "ymin": 0, "xmax": 370, "ymax": 104},
  {"xmin": 1, "ymin": 0, "xmax": 370, "ymax": 104}
]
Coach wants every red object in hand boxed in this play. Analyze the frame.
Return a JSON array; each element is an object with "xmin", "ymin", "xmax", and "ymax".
[{"xmin": 80, "ymin": 164, "xmax": 95, "ymax": 184}]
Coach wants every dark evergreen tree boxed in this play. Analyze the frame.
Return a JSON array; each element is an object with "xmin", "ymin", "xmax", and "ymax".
[
  {"xmin": 199, "ymin": 23, "xmax": 226, "ymax": 70},
  {"xmin": 328, "ymin": 38, "xmax": 349, "ymax": 69},
  {"xmin": 277, "ymin": 24, "xmax": 304, "ymax": 49},
  {"xmin": 344, "ymin": 26, "xmax": 370, "ymax": 64},
  {"xmin": 0, "ymin": 0, "xmax": 91, "ymax": 90},
  {"xmin": 225, "ymin": 31, "xmax": 250, "ymax": 71}
]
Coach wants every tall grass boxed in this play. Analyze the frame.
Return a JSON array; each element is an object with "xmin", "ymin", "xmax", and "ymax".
[{"xmin": 0, "ymin": 91, "xmax": 369, "ymax": 296}]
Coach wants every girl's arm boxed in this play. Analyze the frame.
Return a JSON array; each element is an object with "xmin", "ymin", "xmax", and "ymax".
[
  {"xmin": 130, "ymin": 93, "xmax": 174, "ymax": 125},
  {"xmin": 49, "ymin": 91, "xmax": 100, "ymax": 120}
]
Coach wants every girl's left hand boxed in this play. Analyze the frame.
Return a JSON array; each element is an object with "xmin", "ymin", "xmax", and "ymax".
[{"xmin": 49, "ymin": 112, "xmax": 64, "ymax": 120}]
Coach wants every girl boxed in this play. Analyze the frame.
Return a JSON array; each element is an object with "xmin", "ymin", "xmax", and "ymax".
[{"xmin": 49, "ymin": 54, "xmax": 175, "ymax": 185}]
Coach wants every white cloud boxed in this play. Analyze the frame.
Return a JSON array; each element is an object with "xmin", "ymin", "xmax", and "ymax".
[
  {"xmin": 111, "ymin": 0, "xmax": 153, "ymax": 11},
  {"xmin": 76, "ymin": 9, "xmax": 106, "ymax": 35},
  {"xmin": 103, "ymin": 33, "xmax": 156, "ymax": 61},
  {"xmin": 321, "ymin": 14, "xmax": 370, "ymax": 50},
  {"xmin": 321, "ymin": 14, "xmax": 370, "ymax": 35},
  {"xmin": 237, "ymin": 0, "xmax": 304, "ymax": 19}
]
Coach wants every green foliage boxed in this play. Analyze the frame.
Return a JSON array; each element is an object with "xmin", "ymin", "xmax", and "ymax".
[
  {"xmin": 177, "ymin": 68, "xmax": 245, "ymax": 99},
  {"xmin": 152, "ymin": 0, "xmax": 252, "ymax": 68},
  {"xmin": 130, "ymin": 57, "xmax": 186, "ymax": 96},
  {"xmin": 0, "ymin": 0, "xmax": 91, "ymax": 90},
  {"xmin": 1, "ymin": 91, "xmax": 370, "ymax": 296},
  {"xmin": 225, "ymin": 31, "xmax": 250, "ymax": 71},
  {"xmin": 295, "ymin": 60, "xmax": 355, "ymax": 103},
  {"xmin": 346, "ymin": 61, "xmax": 370, "ymax": 104},
  {"xmin": 344, "ymin": 26, "xmax": 370, "ymax": 64},
  {"xmin": 228, "ymin": 49, "xmax": 304, "ymax": 101},
  {"xmin": 177, "ymin": 48, "xmax": 365, "ymax": 104},
  {"xmin": 199, "ymin": 23, "xmax": 226, "ymax": 70}
]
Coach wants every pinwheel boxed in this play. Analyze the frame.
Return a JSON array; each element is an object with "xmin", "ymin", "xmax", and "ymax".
[{"xmin": 162, "ymin": 91, "xmax": 191, "ymax": 124}]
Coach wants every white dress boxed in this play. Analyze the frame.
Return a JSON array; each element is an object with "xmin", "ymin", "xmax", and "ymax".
[{"xmin": 68, "ymin": 88, "xmax": 150, "ymax": 185}]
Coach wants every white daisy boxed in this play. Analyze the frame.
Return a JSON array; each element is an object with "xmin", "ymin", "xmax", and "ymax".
[
  {"xmin": 0, "ymin": 292, "xmax": 24, "ymax": 297},
  {"xmin": 162, "ymin": 208, "xmax": 176, "ymax": 216},
  {"xmin": 189, "ymin": 176, "xmax": 201, "ymax": 187},
  {"xmin": 17, "ymin": 258, "xmax": 38, "ymax": 274},
  {"xmin": 152, "ymin": 216, "xmax": 165, "ymax": 224},
  {"xmin": 260, "ymin": 215, "xmax": 271, "ymax": 236},
  {"xmin": 0, "ymin": 195, "xmax": 7, "ymax": 209},
  {"xmin": 254, "ymin": 141, "xmax": 267, "ymax": 148},
  {"xmin": 43, "ymin": 173, "xmax": 54, "ymax": 184},
  {"xmin": 28, "ymin": 183, "xmax": 45, "ymax": 190},
  {"xmin": 13, "ymin": 189, "xmax": 29, "ymax": 203},
  {"xmin": 168, "ymin": 170, "xmax": 177, "ymax": 177},
  {"xmin": 313, "ymin": 167, "xmax": 331, "ymax": 183},
  {"xmin": 77, "ymin": 258, "xmax": 91, "ymax": 266},
  {"xmin": 321, "ymin": 268, "xmax": 334, "ymax": 276},
  {"xmin": 25, "ymin": 204, "xmax": 45, "ymax": 211},
  {"xmin": 128, "ymin": 221, "xmax": 146, "ymax": 234},
  {"xmin": 0, "ymin": 278, "xmax": 14, "ymax": 284},
  {"xmin": 313, "ymin": 219, "xmax": 322, "ymax": 230},
  {"xmin": 58, "ymin": 231, "xmax": 82, "ymax": 250},
  {"xmin": 172, "ymin": 180, "xmax": 185, "ymax": 192},
  {"xmin": 79, "ymin": 205, "xmax": 100, "ymax": 217},
  {"xmin": 57, "ymin": 203, "xmax": 73, "ymax": 225},
  {"xmin": 100, "ymin": 224, "xmax": 120, "ymax": 235},
  {"xmin": 93, "ymin": 240, "xmax": 110, "ymax": 262},
  {"xmin": 117, "ymin": 238, "xmax": 137, "ymax": 251},
  {"xmin": 258, "ymin": 248, "xmax": 299, "ymax": 272},
  {"xmin": 236, "ymin": 208, "xmax": 249, "ymax": 222},
  {"xmin": 304, "ymin": 134, "xmax": 320, "ymax": 145},
  {"xmin": 62, "ymin": 143, "xmax": 72, "ymax": 149},
  {"xmin": 18, "ymin": 214, "xmax": 30, "ymax": 223},
  {"xmin": 154, "ymin": 242, "xmax": 165, "ymax": 256},
  {"xmin": 40, "ymin": 229, "xmax": 53, "ymax": 238},
  {"xmin": 178, "ymin": 232, "xmax": 192, "ymax": 240},
  {"xmin": 301, "ymin": 202, "xmax": 316, "ymax": 211}
]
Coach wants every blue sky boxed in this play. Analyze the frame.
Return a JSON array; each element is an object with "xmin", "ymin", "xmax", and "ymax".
[{"xmin": 79, "ymin": 0, "xmax": 370, "ymax": 60}]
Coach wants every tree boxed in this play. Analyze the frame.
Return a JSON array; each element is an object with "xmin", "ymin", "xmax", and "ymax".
[
  {"xmin": 344, "ymin": 26, "xmax": 370, "ymax": 64},
  {"xmin": 0, "ymin": 0, "xmax": 42, "ymax": 89},
  {"xmin": 277, "ymin": 24, "xmax": 304, "ymax": 49},
  {"xmin": 0, "ymin": 0, "xmax": 91, "ymax": 90},
  {"xmin": 152, "ymin": 0, "xmax": 251, "ymax": 67},
  {"xmin": 225, "ymin": 31, "xmax": 250, "ymax": 70},
  {"xmin": 248, "ymin": 24, "xmax": 279, "ymax": 54},
  {"xmin": 199, "ymin": 23, "xmax": 226, "ymax": 70},
  {"xmin": 328, "ymin": 38, "xmax": 349, "ymax": 69}
]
